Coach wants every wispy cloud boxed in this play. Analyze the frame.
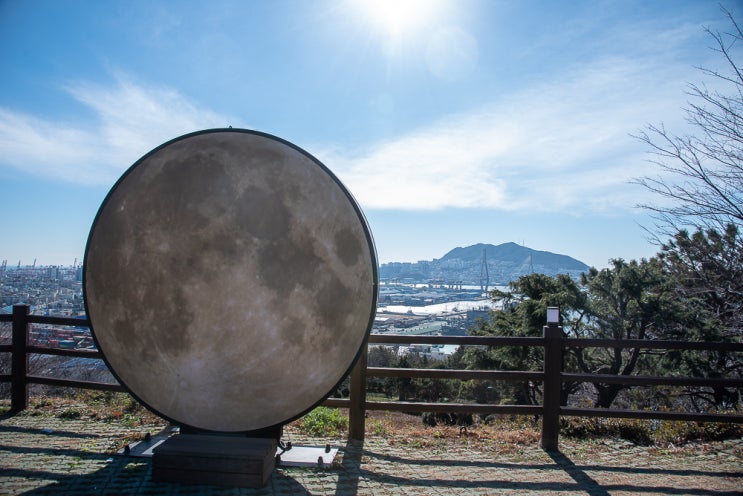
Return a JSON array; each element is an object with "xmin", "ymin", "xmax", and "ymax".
[
  {"xmin": 324, "ymin": 55, "xmax": 697, "ymax": 213},
  {"xmin": 0, "ymin": 53, "xmax": 695, "ymax": 216},
  {"xmin": 0, "ymin": 75, "xmax": 232, "ymax": 185}
]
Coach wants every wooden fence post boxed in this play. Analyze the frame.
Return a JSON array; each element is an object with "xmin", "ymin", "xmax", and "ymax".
[
  {"xmin": 11, "ymin": 304, "xmax": 30, "ymax": 412},
  {"xmin": 541, "ymin": 323, "xmax": 563, "ymax": 451},
  {"xmin": 348, "ymin": 343, "xmax": 368, "ymax": 442}
]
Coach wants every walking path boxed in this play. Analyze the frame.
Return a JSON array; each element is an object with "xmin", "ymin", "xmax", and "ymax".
[{"xmin": 1, "ymin": 411, "xmax": 741, "ymax": 495}]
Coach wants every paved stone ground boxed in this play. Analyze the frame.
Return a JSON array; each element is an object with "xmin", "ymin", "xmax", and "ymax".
[{"xmin": 1, "ymin": 412, "xmax": 741, "ymax": 495}]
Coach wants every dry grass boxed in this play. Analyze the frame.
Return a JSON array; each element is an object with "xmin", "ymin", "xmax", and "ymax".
[
  {"xmin": 285, "ymin": 409, "xmax": 542, "ymax": 453},
  {"xmin": 3, "ymin": 393, "xmax": 740, "ymax": 454},
  {"xmin": 2, "ymin": 391, "xmax": 165, "ymax": 427}
]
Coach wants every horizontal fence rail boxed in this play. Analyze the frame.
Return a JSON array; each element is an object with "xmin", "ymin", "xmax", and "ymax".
[
  {"xmin": 364, "ymin": 401, "xmax": 542, "ymax": 416},
  {"xmin": 25, "ymin": 375, "xmax": 124, "ymax": 392},
  {"xmin": 0, "ymin": 306, "xmax": 124, "ymax": 410},
  {"xmin": 564, "ymin": 337, "xmax": 743, "ymax": 352},
  {"xmin": 561, "ymin": 372, "xmax": 743, "ymax": 388},
  {"xmin": 368, "ymin": 334, "xmax": 544, "ymax": 347},
  {"xmin": 367, "ymin": 367, "xmax": 544, "ymax": 381},
  {"xmin": 560, "ymin": 407, "xmax": 743, "ymax": 424},
  {"xmin": 2, "ymin": 304, "xmax": 743, "ymax": 451}
]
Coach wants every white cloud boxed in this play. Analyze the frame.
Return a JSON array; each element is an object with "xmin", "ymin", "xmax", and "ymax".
[
  {"xmin": 324, "ymin": 55, "xmax": 696, "ymax": 213},
  {"xmin": 0, "ymin": 52, "xmax": 697, "ymax": 217},
  {"xmin": 0, "ymin": 110, "xmax": 100, "ymax": 180},
  {"xmin": 0, "ymin": 76, "xmax": 233, "ymax": 185}
]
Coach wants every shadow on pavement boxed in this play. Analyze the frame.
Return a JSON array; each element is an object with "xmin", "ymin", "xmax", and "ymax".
[
  {"xmin": 0, "ymin": 423, "xmax": 101, "ymax": 439},
  {"xmin": 547, "ymin": 450, "xmax": 610, "ymax": 496},
  {"xmin": 1, "ymin": 420, "xmax": 740, "ymax": 495},
  {"xmin": 548, "ymin": 450, "xmax": 741, "ymax": 496},
  {"xmin": 334, "ymin": 440, "xmax": 364, "ymax": 495},
  {"xmin": 338, "ymin": 445, "xmax": 740, "ymax": 496},
  {"xmin": 0, "ymin": 423, "xmax": 314, "ymax": 495},
  {"xmin": 6, "ymin": 452, "xmax": 314, "ymax": 495}
]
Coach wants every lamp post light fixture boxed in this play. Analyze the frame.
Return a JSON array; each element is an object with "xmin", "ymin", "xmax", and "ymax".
[{"xmin": 546, "ymin": 307, "xmax": 559, "ymax": 327}]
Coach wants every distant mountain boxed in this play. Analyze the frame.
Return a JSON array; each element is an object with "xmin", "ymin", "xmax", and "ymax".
[{"xmin": 379, "ymin": 242, "xmax": 589, "ymax": 285}]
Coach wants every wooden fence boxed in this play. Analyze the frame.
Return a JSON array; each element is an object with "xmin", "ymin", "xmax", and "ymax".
[{"xmin": 2, "ymin": 304, "xmax": 742, "ymax": 451}]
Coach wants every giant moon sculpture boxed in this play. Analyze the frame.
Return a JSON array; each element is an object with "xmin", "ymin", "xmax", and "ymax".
[{"xmin": 84, "ymin": 129, "xmax": 378, "ymax": 432}]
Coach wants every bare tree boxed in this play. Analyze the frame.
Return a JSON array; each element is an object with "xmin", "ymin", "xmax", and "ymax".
[{"xmin": 634, "ymin": 8, "xmax": 743, "ymax": 236}]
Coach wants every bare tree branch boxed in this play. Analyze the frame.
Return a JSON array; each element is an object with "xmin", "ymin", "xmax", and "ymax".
[{"xmin": 632, "ymin": 7, "xmax": 743, "ymax": 235}]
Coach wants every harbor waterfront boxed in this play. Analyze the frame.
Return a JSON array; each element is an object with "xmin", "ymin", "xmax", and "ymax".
[
  {"xmin": 0, "ymin": 264, "xmax": 503, "ymax": 378},
  {"xmin": 380, "ymin": 300, "xmax": 498, "ymax": 316}
]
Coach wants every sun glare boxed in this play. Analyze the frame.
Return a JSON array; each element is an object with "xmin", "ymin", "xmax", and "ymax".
[{"xmin": 357, "ymin": 0, "xmax": 440, "ymax": 41}]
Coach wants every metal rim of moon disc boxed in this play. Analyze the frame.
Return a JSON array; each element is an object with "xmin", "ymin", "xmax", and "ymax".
[{"xmin": 83, "ymin": 128, "xmax": 378, "ymax": 433}]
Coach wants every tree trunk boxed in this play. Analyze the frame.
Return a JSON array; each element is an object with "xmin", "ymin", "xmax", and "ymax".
[{"xmin": 594, "ymin": 383, "xmax": 623, "ymax": 408}]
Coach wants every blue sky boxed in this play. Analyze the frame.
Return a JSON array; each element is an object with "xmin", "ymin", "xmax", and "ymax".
[{"xmin": 0, "ymin": 0, "xmax": 737, "ymax": 268}]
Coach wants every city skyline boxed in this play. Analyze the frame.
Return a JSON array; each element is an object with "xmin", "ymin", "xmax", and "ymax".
[{"xmin": 1, "ymin": 1, "xmax": 737, "ymax": 268}]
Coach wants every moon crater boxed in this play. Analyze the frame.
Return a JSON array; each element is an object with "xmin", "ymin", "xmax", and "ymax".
[{"xmin": 84, "ymin": 130, "xmax": 377, "ymax": 432}]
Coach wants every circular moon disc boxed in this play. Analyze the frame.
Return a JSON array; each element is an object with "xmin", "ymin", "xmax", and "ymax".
[{"xmin": 84, "ymin": 129, "xmax": 378, "ymax": 432}]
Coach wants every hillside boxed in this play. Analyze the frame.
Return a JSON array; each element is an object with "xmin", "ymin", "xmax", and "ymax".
[{"xmin": 379, "ymin": 242, "xmax": 589, "ymax": 285}]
